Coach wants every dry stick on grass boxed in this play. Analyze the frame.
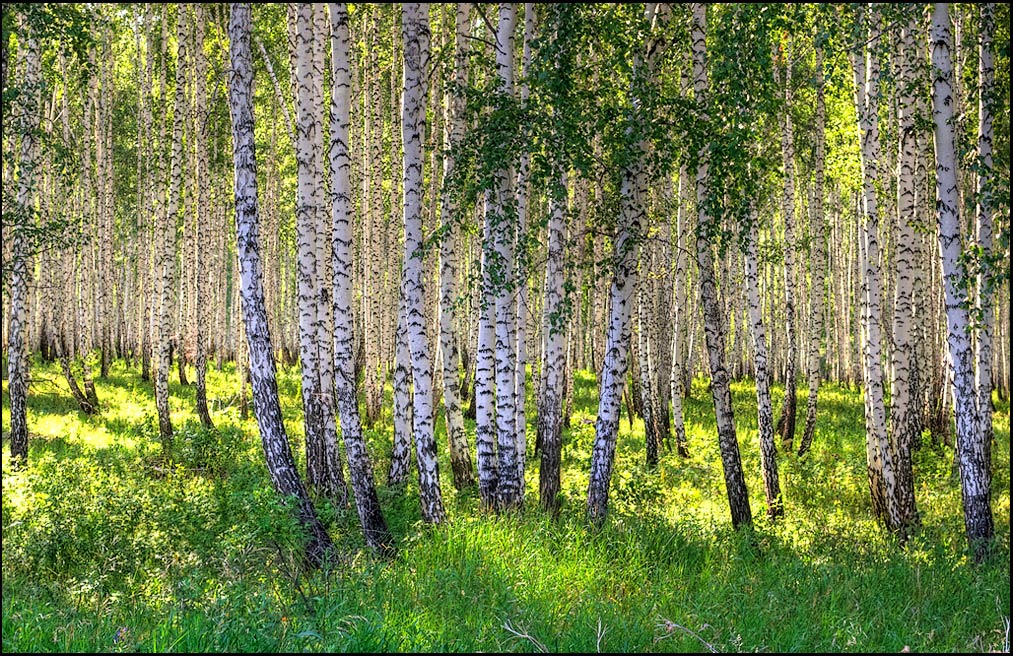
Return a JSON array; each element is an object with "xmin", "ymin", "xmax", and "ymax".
[
  {"xmin": 501, "ymin": 619, "xmax": 547, "ymax": 653},
  {"xmin": 595, "ymin": 617, "xmax": 607, "ymax": 653},
  {"xmin": 654, "ymin": 617, "xmax": 717, "ymax": 653}
]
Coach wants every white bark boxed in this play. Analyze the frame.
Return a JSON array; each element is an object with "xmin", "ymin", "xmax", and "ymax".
[
  {"xmin": 228, "ymin": 2, "xmax": 335, "ymax": 568},
  {"xmin": 890, "ymin": 15, "xmax": 921, "ymax": 529},
  {"xmin": 745, "ymin": 208, "xmax": 782, "ymax": 519},
  {"xmin": 492, "ymin": 3, "xmax": 522, "ymax": 510},
  {"xmin": 290, "ymin": 2, "xmax": 346, "ymax": 501},
  {"xmin": 538, "ymin": 171, "xmax": 567, "ymax": 512},
  {"xmin": 7, "ymin": 15, "xmax": 40, "ymax": 467},
  {"xmin": 402, "ymin": 3, "xmax": 446, "ymax": 524},
  {"xmin": 799, "ymin": 44, "xmax": 826, "ymax": 458},
  {"xmin": 328, "ymin": 2, "xmax": 394, "ymax": 553},
  {"xmin": 513, "ymin": 1, "xmax": 535, "ymax": 502},
  {"xmin": 670, "ymin": 166, "xmax": 690, "ymax": 458},
  {"xmin": 852, "ymin": 5, "xmax": 900, "ymax": 530},
  {"xmin": 690, "ymin": 2, "xmax": 752, "ymax": 529},
  {"xmin": 476, "ymin": 193, "xmax": 500, "ymax": 507},
  {"xmin": 439, "ymin": 3, "xmax": 475, "ymax": 490},
  {"xmin": 930, "ymin": 1, "xmax": 994, "ymax": 558},
  {"xmin": 193, "ymin": 4, "xmax": 214, "ymax": 428},
  {"xmin": 586, "ymin": 3, "xmax": 666, "ymax": 527},
  {"xmin": 774, "ymin": 38, "xmax": 799, "ymax": 450},
  {"xmin": 975, "ymin": 3, "xmax": 995, "ymax": 476}
]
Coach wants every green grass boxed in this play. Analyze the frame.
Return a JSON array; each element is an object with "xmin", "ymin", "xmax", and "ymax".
[{"xmin": 2, "ymin": 357, "xmax": 1009, "ymax": 652}]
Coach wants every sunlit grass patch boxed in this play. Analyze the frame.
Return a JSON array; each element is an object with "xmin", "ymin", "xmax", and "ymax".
[{"xmin": 2, "ymin": 358, "xmax": 1010, "ymax": 652}]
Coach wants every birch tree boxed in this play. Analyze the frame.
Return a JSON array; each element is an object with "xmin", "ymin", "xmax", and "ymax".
[
  {"xmin": 690, "ymin": 2, "xmax": 752, "ymax": 530},
  {"xmin": 328, "ymin": 2, "xmax": 394, "ymax": 553},
  {"xmin": 798, "ymin": 42, "xmax": 826, "ymax": 458},
  {"xmin": 975, "ymin": 3, "xmax": 996, "ymax": 479},
  {"xmin": 402, "ymin": 2, "xmax": 446, "ymax": 524},
  {"xmin": 586, "ymin": 3, "xmax": 668, "ymax": 527},
  {"xmin": 773, "ymin": 36, "xmax": 799, "ymax": 451},
  {"xmin": 852, "ymin": 4, "xmax": 901, "ymax": 531},
  {"xmin": 745, "ymin": 205, "xmax": 782, "ymax": 519},
  {"xmin": 228, "ymin": 1, "xmax": 335, "ymax": 568},
  {"xmin": 6, "ymin": 14, "xmax": 40, "ymax": 468},
  {"xmin": 289, "ymin": 2, "xmax": 346, "ymax": 502},
  {"xmin": 890, "ymin": 10, "xmax": 922, "ymax": 531},
  {"xmin": 539, "ymin": 171, "xmax": 567, "ymax": 513},
  {"xmin": 192, "ymin": 3, "xmax": 214, "ymax": 428},
  {"xmin": 930, "ymin": 1, "xmax": 994, "ymax": 561},
  {"xmin": 438, "ymin": 3, "xmax": 475, "ymax": 490}
]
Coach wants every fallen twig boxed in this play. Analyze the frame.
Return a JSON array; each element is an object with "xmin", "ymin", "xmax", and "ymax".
[
  {"xmin": 654, "ymin": 617, "xmax": 717, "ymax": 653},
  {"xmin": 502, "ymin": 619, "xmax": 547, "ymax": 653}
]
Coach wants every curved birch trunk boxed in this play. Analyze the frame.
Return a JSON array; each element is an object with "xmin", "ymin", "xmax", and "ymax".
[
  {"xmin": 586, "ymin": 3, "xmax": 669, "ymax": 526},
  {"xmin": 402, "ymin": 3, "xmax": 446, "ymax": 524},
  {"xmin": 930, "ymin": 2, "xmax": 994, "ymax": 560},
  {"xmin": 328, "ymin": 2, "xmax": 394, "ymax": 554},
  {"xmin": 228, "ymin": 2, "xmax": 335, "ymax": 568},
  {"xmin": 691, "ymin": 2, "xmax": 751, "ymax": 530}
]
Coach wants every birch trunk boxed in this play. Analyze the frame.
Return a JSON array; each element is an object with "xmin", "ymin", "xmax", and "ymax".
[
  {"xmin": 852, "ymin": 5, "xmax": 901, "ymax": 530},
  {"xmin": 156, "ymin": 7, "xmax": 188, "ymax": 458},
  {"xmin": 512, "ymin": 1, "xmax": 535, "ymax": 501},
  {"xmin": 930, "ymin": 2, "xmax": 994, "ymax": 560},
  {"xmin": 328, "ymin": 2, "xmax": 394, "ymax": 553},
  {"xmin": 890, "ymin": 14, "xmax": 922, "ymax": 531},
  {"xmin": 638, "ymin": 259, "xmax": 658, "ymax": 466},
  {"xmin": 228, "ymin": 2, "xmax": 335, "ymax": 568},
  {"xmin": 491, "ymin": 3, "xmax": 522, "ymax": 510},
  {"xmin": 745, "ymin": 208, "xmax": 782, "ymax": 519},
  {"xmin": 774, "ymin": 39, "xmax": 799, "ymax": 451},
  {"xmin": 193, "ymin": 4, "xmax": 214, "ymax": 428},
  {"xmin": 389, "ymin": 291, "xmax": 414, "ymax": 487},
  {"xmin": 539, "ymin": 172, "xmax": 567, "ymax": 513},
  {"xmin": 690, "ymin": 2, "xmax": 752, "ymax": 529},
  {"xmin": 670, "ymin": 166, "xmax": 691, "ymax": 457},
  {"xmin": 438, "ymin": 3, "xmax": 475, "ymax": 490},
  {"xmin": 7, "ymin": 15, "xmax": 40, "ymax": 468},
  {"xmin": 290, "ymin": 2, "xmax": 346, "ymax": 502},
  {"xmin": 799, "ymin": 45, "xmax": 826, "ymax": 458},
  {"xmin": 402, "ymin": 3, "xmax": 446, "ymax": 524},
  {"xmin": 476, "ymin": 194, "xmax": 500, "ymax": 507},
  {"xmin": 975, "ymin": 3, "xmax": 995, "ymax": 482},
  {"xmin": 586, "ymin": 3, "xmax": 666, "ymax": 527}
]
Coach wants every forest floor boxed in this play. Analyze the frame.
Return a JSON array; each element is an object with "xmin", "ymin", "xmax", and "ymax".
[{"xmin": 2, "ymin": 359, "xmax": 1010, "ymax": 652}]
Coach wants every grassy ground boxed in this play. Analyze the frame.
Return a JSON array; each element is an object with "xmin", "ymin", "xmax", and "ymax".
[{"xmin": 2, "ymin": 357, "xmax": 1009, "ymax": 652}]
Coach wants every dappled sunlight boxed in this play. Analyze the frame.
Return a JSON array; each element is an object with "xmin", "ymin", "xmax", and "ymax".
[{"xmin": 3, "ymin": 358, "xmax": 1010, "ymax": 652}]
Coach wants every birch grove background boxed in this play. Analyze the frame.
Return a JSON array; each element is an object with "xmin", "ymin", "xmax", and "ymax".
[{"xmin": 2, "ymin": 4, "xmax": 1010, "ymax": 652}]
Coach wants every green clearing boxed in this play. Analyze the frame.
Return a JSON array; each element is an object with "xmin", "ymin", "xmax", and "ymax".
[{"xmin": 2, "ymin": 359, "xmax": 1009, "ymax": 652}]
